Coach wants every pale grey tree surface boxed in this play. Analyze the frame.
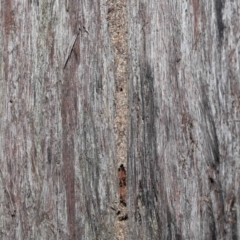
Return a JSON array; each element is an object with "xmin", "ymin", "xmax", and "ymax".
[
  {"xmin": 0, "ymin": 0, "xmax": 118, "ymax": 239},
  {"xmin": 0, "ymin": 0, "xmax": 239, "ymax": 239},
  {"xmin": 127, "ymin": 0, "xmax": 240, "ymax": 239}
]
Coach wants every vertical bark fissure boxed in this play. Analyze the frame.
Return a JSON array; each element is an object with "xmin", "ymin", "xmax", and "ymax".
[
  {"xmin": 1, "ymin": 0, "xmax": 240, "ymax": 239},
  {"xmin": 106, "ymin": 0, "xmax": 128, "ymax": 239},
  {"xmin": 61, "ymin": 5, "xmax": 81, "ymax": 238}
]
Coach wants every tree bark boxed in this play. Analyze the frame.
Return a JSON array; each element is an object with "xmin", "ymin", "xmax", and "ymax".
[
  {"xmin": 1, "ymin": 1, "xmax": 118, "ymax": 239},
  {"xmin": 0, "ymin": 0, "xmax": 239, "ymax": 239},
  {"xmin": 127, "ymin": 1, "xmax": 240, "ymax": 239}
]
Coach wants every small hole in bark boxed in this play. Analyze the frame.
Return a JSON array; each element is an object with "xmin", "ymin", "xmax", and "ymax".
[
  {"xmin": 11, "ymin": 210, "xmax": 16, "ymax": 217},
  {"xmin": 116, "ymin": 210, "xmax": 121, "ymax": 215},
  {"xmin": 9, "ymin": 100, "xmax": 13, "ymax": 103},
  {"xmin": 118, "ymin": 214, "xmax": 128, "ymax": 221},
  {"xmin": 120, "ymin": 199, "xmax": 126, "ymax": 207},
  {"xmin": 209, "ymin": 177, "xmax": 215, "ymax": 184},
  {"xmin": 118, "ymin": 164, "xmax": 127, "ymax": 205},
  {"xmin": 120, "ymin": 88, "xmax": 123, "ymax": 91}
]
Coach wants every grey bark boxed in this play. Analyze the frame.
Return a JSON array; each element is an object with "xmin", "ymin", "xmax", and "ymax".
[
  {"xmin": 127, "ymin": 1, "xmax": 240, "ymax": 239},
  {"xmin": 1, "ymin": 1, "xmax": 117, "ymax": 239},
  {"xmin": 0, "ymin": 0, "xmax": 239, "ymax": 239}
]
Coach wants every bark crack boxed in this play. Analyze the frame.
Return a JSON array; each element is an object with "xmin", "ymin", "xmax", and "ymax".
[{"xmin": 106, "ymin": 0, "xmax": 128, "ymax": 239}]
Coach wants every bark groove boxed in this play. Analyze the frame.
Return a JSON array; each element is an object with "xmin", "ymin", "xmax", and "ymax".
[{"xmin": 0, "ymin": 0, "xmax": 239, "ymax": 239}]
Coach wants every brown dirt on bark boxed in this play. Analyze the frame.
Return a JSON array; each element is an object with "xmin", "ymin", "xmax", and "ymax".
[{"xmin": 106, "ymin": 0, "xmax": 128, "ymax": 239}]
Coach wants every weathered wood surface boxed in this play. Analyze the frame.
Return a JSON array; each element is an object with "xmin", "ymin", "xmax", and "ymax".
[
  {"xmin": 0, "ymin": 0, "xmax": 239, "ymax": 239},
  {"xmin": 127, "ymin": 0, "xmax": 240, "ymax": 239},
  {"xmin": 0, "ymin": 0, "xmax": 119, "ymax": 239}
]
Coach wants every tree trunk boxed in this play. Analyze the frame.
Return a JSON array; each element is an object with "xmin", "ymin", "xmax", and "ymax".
[
  {"xmin": 0, "ymin": 0, "xmax": 239, "ymax": 239},
  {"xmin": 127, "ymin": 1, "xmax": 240, "ymax": 239}
]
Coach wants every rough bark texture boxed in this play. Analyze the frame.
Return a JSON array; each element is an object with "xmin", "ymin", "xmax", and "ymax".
[
  {"xmin": 127, "ymin": 0, "xmax": 240, "ymax": 239},
  {"xmin": 0, "ymin": 0, "xmax": 239, "ymax": 239},
  {"xmin": 0, "ymin": 1, "xmax": 118, "ymax": 239}
]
